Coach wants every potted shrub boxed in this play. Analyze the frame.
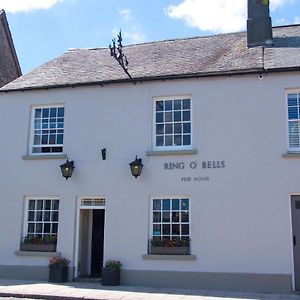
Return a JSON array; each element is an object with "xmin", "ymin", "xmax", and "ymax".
[
  {"xmin": 101, "ymin": 259, "xmax": 122, "ymax": 286},
  {"xmin": 20, "ymin": 235, "xmax": 57, "ymax": 252},
  {"xmin": 150, "ymin": 237, "xmax": 190, "ymax": 255},
  {"xmin": 48, "ymin": 256, "xmax": 69, "ymax": 283}
]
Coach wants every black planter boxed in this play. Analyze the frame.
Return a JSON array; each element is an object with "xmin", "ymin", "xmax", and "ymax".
[
  {"xmin": 49, "ymin": 265, "xmax": 68, "ymax": 283},
  {"xmin": 101, "ymin": 267, "xmax": 120, "ymax": 286}
]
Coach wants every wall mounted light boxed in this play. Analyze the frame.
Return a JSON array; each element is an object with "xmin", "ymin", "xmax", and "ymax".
[
  {"xmin": 129, "ymin": 156, "xmax": 143, "ymax": 178},
  {"xmin": 60, "ymin": 159, "xmax": 74, "ymax": 180}
]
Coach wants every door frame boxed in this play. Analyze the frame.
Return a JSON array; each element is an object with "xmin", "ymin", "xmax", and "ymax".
[
  {"xmin": 289, "ymin": 193, "xmax": 300, "ymax": 291},
  {"xmin": 74, "ymin": 197, "xmax": 106, "ymax": 278}
]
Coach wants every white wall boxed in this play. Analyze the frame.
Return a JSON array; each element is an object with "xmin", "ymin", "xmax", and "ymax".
[{"xmin": 0, "ymin": 72, "xmax": 299, "ymax": 275}]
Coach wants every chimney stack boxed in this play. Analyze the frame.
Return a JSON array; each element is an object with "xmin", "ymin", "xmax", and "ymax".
[{"xmin": 247, "ymin": 0, "xmax": 273, "ymax": 47}]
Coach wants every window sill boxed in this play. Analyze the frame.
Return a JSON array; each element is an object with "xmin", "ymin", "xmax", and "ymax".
[
  {"xmin": 15, "ymin": 250, "xmax": 61, "ymax": 257},
  {"xmin": 22, "ymin": 154, "xmax": 67, "ymax": 160},
  {"xmin": 146, "ymin": 149, "xmax": 197, "ymax": 156},
  {"xmin": 142, "ymin": 254, "xmax": 196, "ymax": 260},
  {"xmin": 282, "ymin": 152, "xmax": 300, "ymax": 158}
]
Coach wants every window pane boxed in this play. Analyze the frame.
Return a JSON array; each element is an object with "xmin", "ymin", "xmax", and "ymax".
[
  {"xmin": 51, "ymin": 211, "xmax": 58, "ymax": 222},
  {"xmin": 165, "ymin": 100, "xmax": 172, "ymax": 111},
  {"xmin": 28, "ymin": 211, "xmax": 34, "ymax": 221},
  {"xmin": 156, "ymin": 124, "xmax": 164, "ymax": 134},
  {"xmin": 162, "ymin": 212, "xmax": 170, "ymax": 222},
  {"xmin": 153, "ymin": 224, "xmax": 161, "ymax": 236},
  {"xmin": 36, "ymin": 211, "xmax": 43, "ymax": 221},
  {"xmin": 156, "ymin": 101, "xmax": 163, "ymax": 111},
  {"xmin": 153, "ymin": 199, "xmax": 161, "ymax": 210},
  {"xmin": 165, "ymin": 124, "xmax": 173, "ymax": 134},
  {"xmin": 288, "ymin": 94, "xmax": 298, "ymax": 106},
  {"xmin": 165, "ymin": 112, "xmax": 172, "ymax": 122},
  {"xmin": 44, "ymin": 223, "xmax": 51, "ymax": 233},
  {"xmin": 163, "ymin": 224, "xmax": 170, "ymax": 235},
  {"xmin": 181, "ymin": 199, "xmax": 189, "ymax": 210},
  {"xmin": 44, "ymin": 211, "xmax": 50, "ymax": 221},
  {"xmin": 58, "ymin": 107, "xmax": 64, "ymax": 117},
  {"xmin": 174, "ymin": 111, "xmax": 181, "ymax": 121},
  {"xmin": 172, "ymin": 224, "xmax": 180, "ymax": 235},
  {"xmin": 172, "ymin": 199, "xmax": 179, "ymax": 210},
  {"xmin": 35, "ymin": 109, "xmax": 41, "ymax": 118},
  {"xmin": 156, "ymin": 112, "xmax": 163, "ymax": 123},
  {"xmin": 288, "ymin": 107, "xmax": 298, "ymax": 119},
  {"xmin": 183, "ymin": 111, "xmax": 190, "ymax": 121},
  {"xmin": 156, "ymin": 136, "xmax": 163, "ymax": 146},
  {"xmin": 181, "ymin": 224, "xmax": 189, "ymax": 235},
  {"xmin": 36, "ymin": 223, "xmax": 43, "ymax": 233},
  {"xmin": 183, "ymin": 99, "xmax": 190, "ymax": 109},
  {"xmin": 52, "ymin": 200, "xmax": 59, "ymax": 210},
  {"xmin": 45, "ymin": 200, "xmax": 51, "ymax": 210},
  {"xmin": 183, "ymin": 123, "xmax": 191, "ymax": 133},
  {"xmin": 183, "ymin": 135, "xmax": 191, "ymax": 145},
  {"xmin": 29, "ymin": 200, "xmax": 35, "ymax": 210},
  {"xmin": 174, "ymin": 100, "xmax": 181, "ymax": 110},
  {"xmin": 174, "ymin": 135, "xmax": 182, "ymax": 145},
  {"xmin": 172, "ymin": 212, "xmax": 180, "ymax": 222},
  {"xmin": 52, "ymin": 223, "xmax": 58, "ymax": 234},
  {"xmin": 28, "ymin": 223, "xmax": 34, "ymax": 233},
  {"xmin": 153, "ymin": 212, "xmax": 161, "ymax": 223},
  {"xmin": 50, "ymin": 108, "xmax": 57, "ymax": 118},
  {"xmin": 165, "ymin": 135, "xmax": 172, "ymax": 146},
  {"xmin": 37, "ymin": 200, "xmax": 43, "ymax": 210},
  {"xmin": 174, "ymin": 123, "xmax": 182, "ymax": 133},
  {"xmin": 181, "ymin": 212, "xmax": 189, "ymax": 222},
  {"xmin": 162, "ymin": 199, "xmax": 170, "ymax": 210}
]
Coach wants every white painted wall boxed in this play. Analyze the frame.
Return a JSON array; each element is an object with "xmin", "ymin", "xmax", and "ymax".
[{"xmin": 0, "ymin": 72, "xmax": 299, "ymax": 275}]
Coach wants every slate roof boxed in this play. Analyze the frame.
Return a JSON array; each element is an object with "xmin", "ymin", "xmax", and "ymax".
[
  {"xmin": 0, "ymin": 9, "xmax": 21, "ymax": 88},
  {"xmin": 1, "ymin": 24, "xmax": 300, "ymax": 92}
]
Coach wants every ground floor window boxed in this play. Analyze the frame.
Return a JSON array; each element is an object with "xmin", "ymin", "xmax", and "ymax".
[
  {"xmin": 149, "ymin": 196, "xmax": 190, "ymax": 254},
  {"xmin": 22, "ymin": 197, "xmax": 60, "ymax": 247}
]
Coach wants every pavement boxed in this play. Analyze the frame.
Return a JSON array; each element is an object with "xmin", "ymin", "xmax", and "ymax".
[{"xmin": 0, "ymin": 279, "xmax": 299, "ymax": 300}]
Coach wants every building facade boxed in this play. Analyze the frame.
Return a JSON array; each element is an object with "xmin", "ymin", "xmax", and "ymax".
[{"xmin": 0, "ymin": 1, "xmax": 300, "ymax": 293}]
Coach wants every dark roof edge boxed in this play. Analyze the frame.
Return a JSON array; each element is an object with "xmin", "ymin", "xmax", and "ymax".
[
  {"xmin": 0, "ymin": 10, "xmax": 22, "ymax": 76},
  {"xmin": 2, "ymin": 67, "xmax": 300, "ymax": 93}
]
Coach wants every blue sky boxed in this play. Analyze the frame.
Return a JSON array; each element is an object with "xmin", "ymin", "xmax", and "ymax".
[{"xmin": 1, "ymin": 0, "xmax": 300, "ymax": 74}]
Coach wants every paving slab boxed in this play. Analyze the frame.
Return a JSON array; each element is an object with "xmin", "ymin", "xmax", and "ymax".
[{"xmin": 0, "ymin": 279, "xmax": 299, "ymax": 300}]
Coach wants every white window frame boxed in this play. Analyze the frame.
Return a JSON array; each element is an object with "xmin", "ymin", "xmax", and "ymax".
[
  {"xmin": 149, "ymin": 195, "xmax": 191, "ymax": 242},
  {"xmin": 286, "ymin": 91, "xmax": 300, "ymax": 152},
  {"xmin": 23, "ymin": 196, "xmax": 60, "ymax": 239},
  {"xmin": 152, "ymin": 95, "xmax": 192, "ymax": 151},
  {"xmin": 29, "ymin": 104, "xmax": 65, "ymax": 155}
]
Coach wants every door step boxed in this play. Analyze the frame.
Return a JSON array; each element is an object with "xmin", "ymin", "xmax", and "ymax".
[{"xmin": 74, "ymin": 276, "xmax": 102, "ymax": 283}]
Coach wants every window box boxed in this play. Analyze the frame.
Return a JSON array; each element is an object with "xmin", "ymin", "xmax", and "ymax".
[
  {"xmin": 150, "ymin": 246, "xmax": 189, "ymax": 255},
  {"xmin": 20, "ymin": 243, "xmax": 56, "ymax": 252}
]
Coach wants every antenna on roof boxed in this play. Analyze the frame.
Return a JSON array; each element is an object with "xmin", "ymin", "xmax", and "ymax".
[{"xmin": 109, "ymin": 30, "xmax": 133, "ymax": 81}]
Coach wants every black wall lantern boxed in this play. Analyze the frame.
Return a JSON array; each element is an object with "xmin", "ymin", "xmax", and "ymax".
[
  {"xmin": 60, "ymin": 159, "xmax": 74, "ymax": 180},
  {"xmin": 129, "ymin": 156, "xmax": 143, "ymax": 178}
]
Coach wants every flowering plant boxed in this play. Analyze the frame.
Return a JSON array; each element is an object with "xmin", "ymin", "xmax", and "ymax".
[
  {"xmin": 104, "ymin": 259, "xmax": 122, "ymax": 271},
  {"xmin": 23, "ymin": 235, "xmax": 57, "ymax": 245},
  {"xmin": 49, "ymin": 256, "xmax": 69, "ymax": 267},
  {"xmin": 151, "ymin": 237, "xmax": 190, "ymax": 248}
]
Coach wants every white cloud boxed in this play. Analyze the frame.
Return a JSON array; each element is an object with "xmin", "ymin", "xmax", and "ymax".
[
  {"xmin": 166, "ymin": 0, "xmax": 294, "ymax": 33},
  {"xmin": 0, "ymin": 0, "xmax": 63, "ymax": 13},
  {"xmin": 115, "ymin": 8, "xmax": 146, "ymax": 44}
]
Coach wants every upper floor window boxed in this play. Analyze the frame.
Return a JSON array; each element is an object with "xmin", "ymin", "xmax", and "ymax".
[
  {"xmin": 153, "ymin": 96, "xmax": 192, "ymax": 150},
  {"xmin": 288, "ymin": 93, "xmax": 300, "ymax": 151},
  {"xmin": 30, "ymin": 105, "xmax": 64, "ymax": 154}
]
